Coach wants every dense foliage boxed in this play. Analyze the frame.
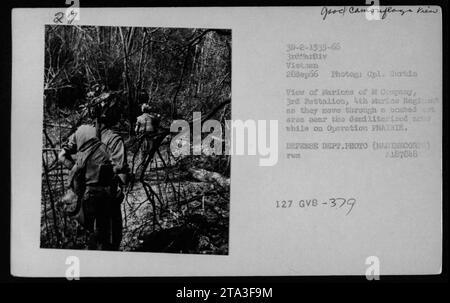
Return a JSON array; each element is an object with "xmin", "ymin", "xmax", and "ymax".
[{"xmin": 41, "ymin": 25, "xmax": 231, "ymax": 254}]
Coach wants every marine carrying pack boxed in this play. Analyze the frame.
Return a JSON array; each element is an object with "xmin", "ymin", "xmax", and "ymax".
[{"xmin": 62, "ymin": 138, "xmax": 114, "ymax": 225}]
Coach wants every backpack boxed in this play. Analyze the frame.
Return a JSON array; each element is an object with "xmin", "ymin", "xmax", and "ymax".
[{"xmin": 62, "ymin": 139, "xmax": 114, "ymax": 225}]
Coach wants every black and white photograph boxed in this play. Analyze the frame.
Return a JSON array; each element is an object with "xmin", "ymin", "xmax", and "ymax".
[
  {"xmin": 40, "ymin": 25, "xmax": 231, "ymax": 254},
  {"xmin": 7, "ymin": 4, "xmax": 445, "ymax": 281}
]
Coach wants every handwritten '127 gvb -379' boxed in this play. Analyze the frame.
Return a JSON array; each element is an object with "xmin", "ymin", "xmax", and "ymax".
[{"xmin": 275, "ymin": 198, "xmax": 357, "ymax": 215}]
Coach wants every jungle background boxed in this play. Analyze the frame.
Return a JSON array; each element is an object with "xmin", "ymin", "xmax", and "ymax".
[{"xmin": 41, "ymin": 25, "xmax": 231, "ymax": 254}]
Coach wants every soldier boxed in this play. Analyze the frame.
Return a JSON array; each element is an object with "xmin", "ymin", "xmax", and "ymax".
[
  {"xmin": 59, "ymin": 94, "xmax": 129, "ymax": 250},
  {"xmin": 135, "ymin": 103, "xmax": 160, "ymax": 161},
  {"xmin": 59, "ymin": 125, "xmax": 115, "ymax": 250}
]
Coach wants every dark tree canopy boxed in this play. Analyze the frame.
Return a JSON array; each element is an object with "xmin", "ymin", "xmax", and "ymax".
[{"xmin": 44, "ymin": 25, "xmax": 231, "ymax": 129}]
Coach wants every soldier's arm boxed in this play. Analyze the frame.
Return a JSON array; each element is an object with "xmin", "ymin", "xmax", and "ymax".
[
  {"xmin": 109, "ymin": 135, "xmax": 130, "ymax": 184},
  {"xmin": 58, "ymin": 132, "xmax": 77, "ymax": 169},
  {"xmin": 134, "ymin": 118, "xmax": 141, "ymax": 134}
]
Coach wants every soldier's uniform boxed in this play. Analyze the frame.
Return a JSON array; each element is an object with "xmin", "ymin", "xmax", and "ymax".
[
  {"xmin": 135, "ymin": 112, "xmax": 158, "ymax": 155},
  {"xmin": 63, "ymin": 124, "xmax": 128, "ymax": 250},
  {"xmin": 135, "ymin": 112, "xmax": 156, "ymax": 133}
]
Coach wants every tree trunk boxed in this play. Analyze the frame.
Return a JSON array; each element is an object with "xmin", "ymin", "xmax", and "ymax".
[{"xmin": 119, "ymin": 27, "xmax": 135, "ymax": 135}]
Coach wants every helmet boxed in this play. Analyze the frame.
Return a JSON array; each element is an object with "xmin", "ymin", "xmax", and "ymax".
[
  {"xmin": 89, "ymin": 92, "xmax": 121, "ymax": 125},
  {"xmin": 141, "ymin": 103, "xmax": 151, "ymax": 113}
]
